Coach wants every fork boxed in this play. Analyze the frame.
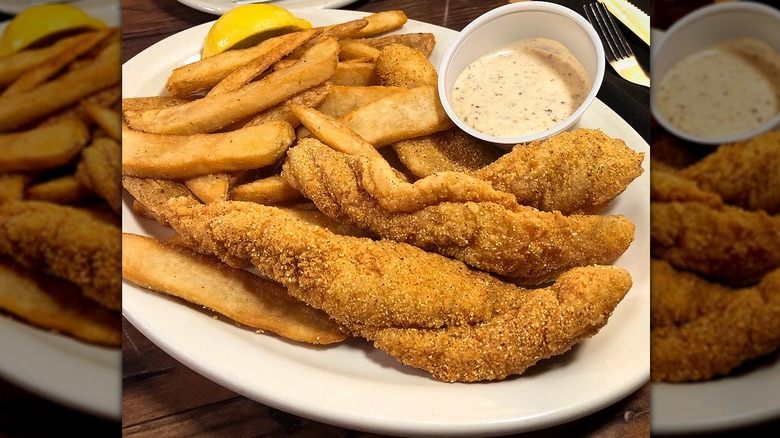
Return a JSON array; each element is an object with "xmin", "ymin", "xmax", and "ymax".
[{"xmin": 584, "ymin": 2, "xmax": 650, "ymax": 87}]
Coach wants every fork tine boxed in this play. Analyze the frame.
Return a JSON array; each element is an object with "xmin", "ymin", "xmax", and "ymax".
[
  {"xmin": 584, "ymin": 2, "xmax": 649, "ymax": 87},
  {"xmin": 584, "ymin": 2, "xmax": 632, "ymax": 62}
]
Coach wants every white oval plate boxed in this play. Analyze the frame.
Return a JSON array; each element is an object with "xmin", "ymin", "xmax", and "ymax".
[
  {"xmin": 176, "ymin": 0, "xmax": 358, "ymax": 16},
  {"xmin": 122, "ymin": 9, "xmax": 650, "ymax": 436},
  {"xmin": 0, "ymin": 0, "xmax": 121, "ymax": 421}
]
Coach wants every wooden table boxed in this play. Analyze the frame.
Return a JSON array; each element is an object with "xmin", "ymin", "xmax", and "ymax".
[{"xmin": 120, "ymin": 1, "xmax": 650, "ymax": 436}]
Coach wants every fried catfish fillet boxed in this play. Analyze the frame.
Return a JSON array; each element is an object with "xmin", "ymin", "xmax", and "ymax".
[
  {"xmin": 651, "ymin": 201, "xmax": 780, "ymax": 286},
  {"xmin": 679, "ymin": 130, "xmax": 780, "ymax": 214},
  {"xmin": 283, "ymin": 138, "xmax": 635, "ymax": 284},
  {"xmin": 0, "ymin": 200, "xmax": 120, "ymax": 310},
  {"xmin": 163, "ymin": 197, "xmax": 632, "ymax": 382},
  {"xmin": 651, "ymin": 259, "xmax": 780, "ymax": 382},
  {"xmin": 474, "ymin": 129, "xmax": 645, "ymax": 214}
]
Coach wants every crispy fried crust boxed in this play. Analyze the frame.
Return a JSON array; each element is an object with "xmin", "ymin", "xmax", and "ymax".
[
  {"xmin": 651, "ymin": 259, "xmax": 780, "ymax": 382},
  {"xmin": 283, "ymin": 138, "xmax": 635, "ymax": 284},
  {"xmin": 163, "ymin": 197, "xmax": 631, "ymax": 382},
  {"xmin": 0, "ymin": 200, "xmax": 120, "ymax": 310}
]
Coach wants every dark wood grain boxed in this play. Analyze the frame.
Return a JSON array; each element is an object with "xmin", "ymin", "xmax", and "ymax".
[{"xmin": 119, "ymin": 1, "xmax": 650, "ymax": 437}]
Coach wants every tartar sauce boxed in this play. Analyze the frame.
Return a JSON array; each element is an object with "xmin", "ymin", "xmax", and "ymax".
[
  {"xmin": 451, "ymin": 37, "xmax": 590, "ymax": 138},
  {"xmin": 656, "ymin": 37, "xmax": 780, "ymax": 139}
]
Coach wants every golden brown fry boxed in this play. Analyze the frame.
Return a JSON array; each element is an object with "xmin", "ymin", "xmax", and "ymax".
[
  {"xmin": 350, "ymin": 33, "xmax": 437, "ymax": 57},
  {"xmin": 351, "ymin": 10, "xmax": 408, "ymax": 38},
  {"xmin": 392, "ymin": 129, "xmax": 502, "ymax": 178},
  {"xmin": 1, "ymin": 29, "xmax": 112, "ymax": 98},
  {"xmin": 375, "ymin": 43, "xmax": 437, "ymax": 88},
  {"xmin": 339, "ymin": 85, "xmax": 455, "ymax": 147},
  {"xmin": 82, "ymin": 102, "xmax": 121, "ymax": 141},
  {"xmin": 0, "ymin": 41, "xmax": 120, "ymax": 131},
  {"xmin": 122, "ymin": 233, "xmax": 346, "ymax": 344},
  {"xmin": 208, "ymin": 28, "xmax": 321, "ymax": 96},
  {"xmin": 121, "ymin": 121, "xmax": 294, "ymax": 179},
  {"xmin": 121, "ymin": 95, "xmax": 194, "ymax": 112},
  {"xmin": 166, "ymin": 31, "xmax": 325, "ymax": 97},
  {"xmin": 0, "ymin": 31, "xmax": 108, "ymax": 87},
  {"xmin": 0, "ymin": 200, "xmax": 121, "ymax": 310},
  {"xmin": 76, "ymin": 137, "xmax": 121, "ymax": 212},
  {"xmin": 287, "ymin": 102, "xmax": 383, "ymax": 159},
  {"xmin": 125, "ymin": 38, "xmax": 339, "ymax": 135},
  {"xmin": 288, "ymin": 19, "xmax": 369, "ymax": 59},
  {"xmin": 185, "ymin": 173, "xmax": 242, "ymax": 204},
  {"xmin": 122, "ymin": 176, "xmax": 198, "ymax": 222},
  {"xmin": 0, "ymin": 120, "xmax": 90, "ymax": 173},
  {"xmin": 25, "ymin": 175, "xmax": 95, "ymax": 204},
  {"xmin": 338, "ymin": 40, "xmax": 381, "ymax": 61},
  {"xmin": 316, "ymin": 85, "xmax": 404, "ymax": 118},
  {"xmin": 229, "ymin": 175, "xmax": 303, "ymax": 205},
  {"xmin": 331, "ymin": 61, "xmax": 377, "ymax": 86},
  {"xmin": 39, "ymin": 85, "xmax": 121, "ymax": 126},
  {"xmin": 0, "ymin": 257, "xmax": 120, "ymax": 346},
  {"xmin": 0, "ymin": 173, "xmax": 29, "ymax": 204},
  {"xmin": 235, "ymin": 82, "xmax": 331, "ymax": 129}
]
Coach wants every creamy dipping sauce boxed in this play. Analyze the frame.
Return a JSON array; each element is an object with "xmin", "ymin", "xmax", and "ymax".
[
  {"xmin": 657, "ymin": 37, "xmax": 780, "ymax": 139},
  {"xmin": 451, "ymin": 37, "xmax": 590, "ymax": 138}
]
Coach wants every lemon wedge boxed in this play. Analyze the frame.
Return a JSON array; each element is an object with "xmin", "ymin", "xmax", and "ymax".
[
  {"xmin": 201, "ymin": 4, "xmax": 312, "ymax": 58},
  {"xmin": 0, "ymin": 4, "xmax": 106, "ymax": 57}
]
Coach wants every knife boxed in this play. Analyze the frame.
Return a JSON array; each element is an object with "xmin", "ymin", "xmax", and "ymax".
[{"xmin": 598, "ymin": 0, "xmax": 650, "ymax": 46}]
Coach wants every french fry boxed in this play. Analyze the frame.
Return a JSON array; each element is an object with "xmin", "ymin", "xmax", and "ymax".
[
  {"xmin": 121, "ymin": 95, "xmax": 194, "ymax": 112},
  {"xmin": 40, "ymin": 84, "xmax": 121, "ymax": 126},
  {"xmin": 339, "ymin": 39, "xmax": 382, "ymax": 61},
  {"xmin": 350, "ymin": 32, "xmax": 437, "ymax": 57},
  {"xmin": 208, "ymin": 28, "xmax": 321, "ymax": 96},
  {"xmin": 0, "ymin": 120, "xmax": 90, "ymax": 173},
  {"xmin": 124, "ymin": 38, "xmax": 339, "ymax": 135},
  {"xmin": 122, "ymin": 233, "xmax": 346, "ymax": 344},
  {"xmin": 287, "ymin": 18, "xmax": 369, "ymax": 59},
  {"xmin": 0, "ymin": 258, "xmax": 121, "ymax": 346},
  {"xmin": 0, "ymin": 31, "xmax": 109, "ymax": 87},
  {"xmin": 83, "ymin": 102, "xmax": 121, "ymax": 141},
  {"xmin": 316, "ymin": 85, "xmax": 404, "ymax": 118},
  {"xmin": 25, "ymin": 175, "xmax": 95, "ymax": 204},
  {"xmin": 332, "ymin": 61, "xmax": 377, "ymax": 86},
  {"xmin": 122, "ymin": 176, "xmax": 197, "ymax": 225},
  {"xmin": 0, "ymin": 40, "xmax": 120, "ymax": 131},
  {"xmin": 237, "ymin": 81, "xmax": 331, "ymax": 129},
  {"xmin": 165, "ymin": 29, "xmax": 319, "ymax": 97},
  {"xmin": 229, "ymin": 175, "xmax": 303, "ymax": 205},
  {"xmin": 1, "ymin": 29, "xmax": 112, "ymax": 98},
  {"xmin": 340, "ymin": 85, "xmax": 455, "ymax": 147},
  {"xmin": 0, "ymin": 173, "xmax": 29, "ymax": 203},
  {"xmin": 122, "ymin": 121, "xmax": 294, "ymax": 179},
  {"xmin": 76, "ymin": 137, "xmax": 121, "ymax": 212},
  {"xmin": 185, "ymin": 173, "xmax": 242, "ymax": 203},
  {"xmin": 351, "ymin": 10, "xmax": 408, "ymax": 38},
  {"xmin": 287, "ymin": 102, "xmax": 382, "ymax": 159}
]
